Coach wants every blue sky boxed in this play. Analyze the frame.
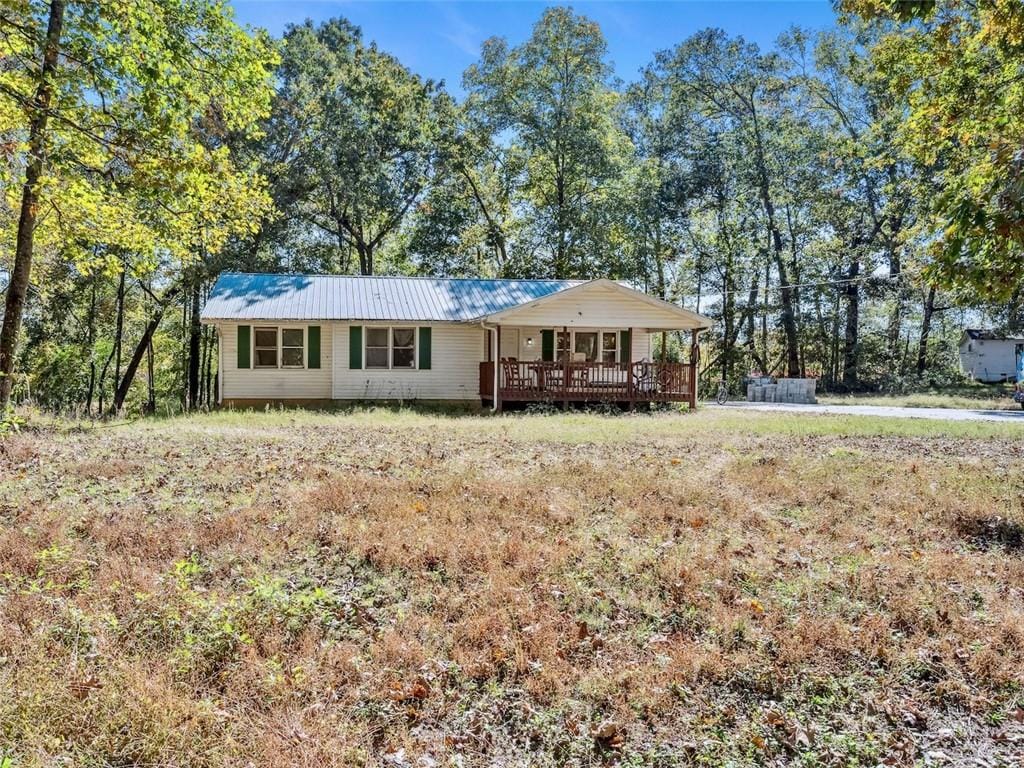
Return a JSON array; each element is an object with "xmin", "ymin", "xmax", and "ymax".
[{"xmin": 230, "ymin": 1, "xmax": 838, "ymax": 94}]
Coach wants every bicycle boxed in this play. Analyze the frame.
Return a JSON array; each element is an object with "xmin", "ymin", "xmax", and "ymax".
[{"xmin": 715, "ymin": 379, "xmax": 729, "ymax": 405}]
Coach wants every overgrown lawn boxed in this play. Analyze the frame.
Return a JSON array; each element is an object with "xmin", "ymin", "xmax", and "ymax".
[{"xmin": 2, "ymin": 409, "xmax": 1023, "ymax": 766}]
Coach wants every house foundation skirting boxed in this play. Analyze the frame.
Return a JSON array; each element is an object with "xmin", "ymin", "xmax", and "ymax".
[{"xmin": 220, "ymin": 397, "xmax": 483, "ymax": 411}]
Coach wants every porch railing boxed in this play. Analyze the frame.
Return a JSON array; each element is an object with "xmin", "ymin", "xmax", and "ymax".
[{"xmin": 479, "ymin": 360, "xmax": 696, "ymax": 406}]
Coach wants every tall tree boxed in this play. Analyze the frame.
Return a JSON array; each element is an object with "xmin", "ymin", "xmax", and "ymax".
[
  {"xmin": 273, "ymin": 18, "xmax": 452, "ymax": 276},
  {"xmin": 0, "ymin": 0, "xmax": 276, "ymax": 410},
  {"xmin": 656, "ymin": 30, "xmax": 804, "ymax": 376},
  {"xmin": 842, "ymin": 0, "xmax": 1024, "ymax": 300},
  {"xmin": 464, "ymin": 7, "xmax": 628, "ymax": 279}
]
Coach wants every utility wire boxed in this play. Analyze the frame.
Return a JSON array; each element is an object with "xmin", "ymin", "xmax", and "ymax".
[{"xmin": 708, "ymin": 271, "xmax": 910, "ymax": 301}]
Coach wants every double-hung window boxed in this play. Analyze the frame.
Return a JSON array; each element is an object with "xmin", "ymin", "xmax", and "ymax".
[
  {"xmin": 556, "ymin": 331, "xmax": 571, "ymax": 362},
  {"xmin": 253, "ymin": 326, "xmax": 305, "ymax": 368},
  {"xmin": 602, "ymin": 332, "xmax": 618, "ymax": 363},
  {"xmin": 366, "ymin": 328, "xmax": 390, "ymax": 368},
  {"xmin": 281, "ymin": 328, "xmax": 304, "ymax": 367},
  {"xmin": 254, "ymin": 327, "xmax": 279, "ymax": 368},
  {"xmin": 366, "ymin": 327, "xmax": 417, "ymax": 369},
  {"xmin": 391, "ymin": 328, "xmax": 416, "ymax": 368},
  {"xmin": 574, "ymin": 331, "xmax": 598, "ymax": 362}
]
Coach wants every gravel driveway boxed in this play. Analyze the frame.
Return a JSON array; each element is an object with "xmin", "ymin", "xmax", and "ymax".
[{"xmin": 710, "ymin": 401, "xmax": 1024, "ymax": 423}]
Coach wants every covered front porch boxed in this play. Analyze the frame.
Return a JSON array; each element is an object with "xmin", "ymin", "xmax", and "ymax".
[
  {"xmin": 479, "ymin": 326, "xmax": 700, "ymax": 410},
  {"xmin": 474, "ymin": 279, "xmax": 711, "ymax": 412}
]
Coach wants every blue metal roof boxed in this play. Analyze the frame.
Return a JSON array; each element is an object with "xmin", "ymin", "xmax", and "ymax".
[{"xmin": 200, "ymin": 273, "xmax": 584, "ymax": 323}]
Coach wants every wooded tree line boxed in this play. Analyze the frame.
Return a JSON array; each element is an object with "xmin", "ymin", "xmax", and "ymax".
[{"xmin": 2, "ymin": 0, "xmax": 1022, "ymax": 414}]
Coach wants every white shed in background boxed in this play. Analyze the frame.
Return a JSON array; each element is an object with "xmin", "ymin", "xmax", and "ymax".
[{"xmin": 959, "ymin": 329, "xmax": 1024, "ymax": 383}]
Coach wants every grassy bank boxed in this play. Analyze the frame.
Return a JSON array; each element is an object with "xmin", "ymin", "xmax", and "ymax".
[
  {"xmin": 818, "ymin": 381, "xmax": 1018, "ymax": 411},
  {"xmin": 1, "ymin": 409, "xmax": 1022, "ymax": 766}
]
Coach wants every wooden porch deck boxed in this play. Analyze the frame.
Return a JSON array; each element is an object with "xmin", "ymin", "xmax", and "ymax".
[{"xmin": 480, "ymin": 360, "xmax": 697, "ymax": 410}]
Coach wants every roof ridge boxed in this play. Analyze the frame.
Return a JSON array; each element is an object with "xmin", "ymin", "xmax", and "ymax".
[{"xmin": 218, "ymin": 271, "xmax": 585, "ymax": 284}]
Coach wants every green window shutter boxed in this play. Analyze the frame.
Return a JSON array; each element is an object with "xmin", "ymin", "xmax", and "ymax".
[
  {"xmin": 237, "ymin": 325, "xmax": 251, "ymax": 369},
  {"xmin": 349, "ymin": 325, "xmax": 362, "ymax": 369},
  {"xmin": 418, "ymin": 327, "xmax": 432, "ymax": 370},
  {"xmin": 620, "ymin": 330, "xmax": 631, "ymax": 361},
  {"xmin": 307, "ymin": 325, "xmax": 321, "ymax": 369},
  {"xmin": 541, "ymin": 329, "xmax": 554, "ymax": 362}
]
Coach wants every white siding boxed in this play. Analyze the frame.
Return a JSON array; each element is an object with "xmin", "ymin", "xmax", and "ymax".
[
  {"xmin": 633, "ymin": 331, "xmax": 652, "ymax": 361},
  {"xmin": 959, "ymin": 339, "xmax": 1021, "ymax": 382},
  {"xmin": 499, "ymin": 327, "xmax": 520, "ymax": 359},
  {"xmin": 492, "ymin": 285, "xmax": 700, "ymax": 330},
  {"xmin": 333, "ymin": 323, "xmax": 484, "ymax": 401},
  {"xmin": 219, "ymin": 322, "xmax": 333, "ymax": 400}
]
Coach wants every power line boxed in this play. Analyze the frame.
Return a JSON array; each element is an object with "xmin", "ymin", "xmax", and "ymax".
[{"xmin": 709, "ymin": 271, "xmax": 909, "ymax": 301}]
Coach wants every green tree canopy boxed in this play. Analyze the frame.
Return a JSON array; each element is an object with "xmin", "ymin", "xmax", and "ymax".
[
  {"xmin": 0, "ymin": 0, "xmax": 277, "ymax": 408},
  {"xmin": 271, "ymin": 17, "xmax": 454, "ymax": 275},
  {"xmin": 841, "ymin": 0, "xmax": 1024, "ymax": 299},
  {"xmin": 464, "ymin": 7, "xmax": 630, "ymax": 279}
]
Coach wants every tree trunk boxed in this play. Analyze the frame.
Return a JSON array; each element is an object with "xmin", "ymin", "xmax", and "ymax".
[
  {"xmin": 773, "ymin": 252, "xmax": 800, "ymax": 377},
  {"xmin": 916, "ymin": 285, "xmax": 936, "ymax": 375},
  {"xmin": 203, "ymin": 325, "xmax": 214, "ymax": 407},
  {"xmin": 187, "ymin": 275, "xmax": 202, "ymax": 409},
  {"xmin": 744, "ymin": 272, "xmax": 766, "ymax": 373},
  {"xmin": 180, "ymin": 295, "xmax": 188, "ymax": 408},
  {"xmin": 112, "ymin": 285, "xmax": 181, "ymax": 413},
  {"xmin": 85, "ymin": 271, "xmax": 98, "ymax": 416},
  {"xmin": 145, "ymin": 335, "xmax": 155, "ymax": 415},
  {"xmin": 0, "ymin": 0, "xmax": 66, "ymax": 410},
  {"xmin": 112, "ymin": 260, "xmax": 126, "ymax": 396},
  {"xmin": 750, "ymin": 108, "xmax": 800, "ymax": 377},
  {"xmin": 813, "ymin": 291, "xmax": 827, "ymax": 382},
  {"xmin": 722, "ymin": 260, "xmax": 734, "ymax": 383},
  {"xmin": 761, "ymin": 259, "xmax": 770, "ymax": 372},
  {"xmin": 461, "ymin": 166, "xmax": 508, "ymax": 271},
  {"xmin": 842, "ymin": 260, "xmax": 860, "ymax": 389},
  {"xmin": 830, "ymin": 289, "xmax": 842, "ymax": 389},
  {"xmin": 356, "ymin": 241, "xmax": 374, "ymax": 276},
  {"xmin": 1007, "ymin": 286, "xmax": 1023, "ymax": 334},
  {"xmin": 653, "ymin": 234, "xmax": 667, "ymax": 300},
  {"xmin": 99, "ymin": 268, "xmax": 127, "ymax": 414},
  {"xmin": 886, "ymin": 248, "xmax": 905, "ymax": 372},
  {"xmin": 554, "ymin": 160, "xmax": 568, "ymax": 279},
  {"xmin": 335, "ymin": 228, "xmax": 352, "ymax": 274}
]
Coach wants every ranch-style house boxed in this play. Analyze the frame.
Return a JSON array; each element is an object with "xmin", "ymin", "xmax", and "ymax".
[{"xmin": 201, "ymin": 273, "xmax": 713, "ymax": 410}]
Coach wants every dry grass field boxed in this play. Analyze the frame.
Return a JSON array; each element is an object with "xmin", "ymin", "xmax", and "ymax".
[
  {"xmin": 1, "ymin": 408, "xmax": 1023, "ymax": 767},
  {"xmin": 817, "ymin": 381, "xmax": 1019, "ymax": 411}
]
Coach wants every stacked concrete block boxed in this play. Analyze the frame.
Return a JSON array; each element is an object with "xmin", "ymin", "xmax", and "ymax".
[{"xmin": 746, "ymin": 377, "xmax": 817, "ymax": 404}]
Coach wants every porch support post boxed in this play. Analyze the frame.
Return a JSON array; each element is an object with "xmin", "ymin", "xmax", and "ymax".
[
  {"xmin": 562, "ymin": 325, "xmax": 569, "ymax": 411},
  {"xmin": 661, "ymin": 330, "xmax": 667, "ymax": 364},
  {"xmin": 627, "ymin": 326, "xmax": 634, "ymax": 410},
  {"xmin": 689, "ymin": 329, "xmax": 699, "ymax": 410},
  {"xmin": 495, "ymin": 325, "xmax": 502, "ymax": 413}
]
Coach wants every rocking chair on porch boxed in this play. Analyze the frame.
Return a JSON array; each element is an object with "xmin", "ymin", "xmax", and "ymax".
[
  {"xmin": 501, "ymin": 359, "xmax": 534, "ymax": 395},
  {"xmin": 633, "ymin": 359, "xmax": 657, "ymax": 395}
]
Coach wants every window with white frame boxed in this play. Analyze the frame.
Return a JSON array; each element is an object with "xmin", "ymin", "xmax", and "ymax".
[
  {"xmin": 556, "ymin": 331, "xmax": 571, "ymax": 362},
  {"xmin": 366, "ymin": 328, "xmax": 390, "ymax": 368},
  {"xmin": 253, "ymin": 326, "xmax": 305, "ymax": 368},
  {"xmin": 392, "ymin": 328, "xmax": 416, "ymax": 368},
  {"xmin": 602, "ymin": 331, "xmax": 618, "ymax": 363},
  {"xmin": 365, "ymin": 327, "xmax": 417, "ymax": 369},
  {"xmin": 254, "ymin": 327, "xmax": 278, "ymax": 368},
  {"xmin": 552, "ymin": 329, "xmax": 622, "ymax": 364},
  {"xmin": 574, "ymin": 331, "xmax": 598, "ymax": 362},
  {"xmin": 281, "ymin": 328, "xmax": 304, "ymax": 367}
]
